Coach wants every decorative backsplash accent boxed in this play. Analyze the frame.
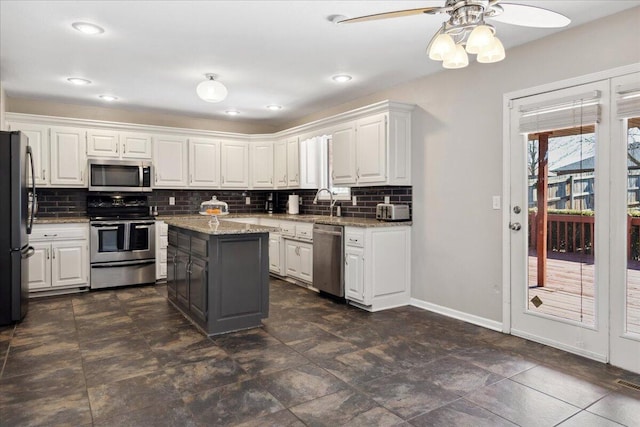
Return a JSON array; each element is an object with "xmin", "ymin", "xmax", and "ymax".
[{"xmin": 35, "ymin": 186, "xmax": 412, "ymax": 219}]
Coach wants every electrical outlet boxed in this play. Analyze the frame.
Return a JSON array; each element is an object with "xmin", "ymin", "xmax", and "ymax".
[
  {"xmin": 245, "ymin": 197, "xmax": 251, "ymax": 205},
  {"xmin": 352, "ymin": 196, "xmax": 357, "ymax": 206},
  {"xmin": 169, "ymin": 197, "xmax": 175, "ymax": 206},
  {"xmin": 492, "ymin": 196, "xmax": 501, "ymax": 210},
  {"xmin": 384, "ymin": 196, "xmax": 390, "ymax": 204},
  {"xmin": 299, "ymin": 197, "xmax": 303, "ymax": 205}
]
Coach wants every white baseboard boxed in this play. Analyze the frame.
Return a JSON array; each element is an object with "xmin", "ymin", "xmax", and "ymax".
[
  {"xmin": 511, "ymin": 328, "xmax": 607, "ymax": 363},
  {"xmin": 410, "ymin": 298, "xmax": 503, "ymax": 332}
]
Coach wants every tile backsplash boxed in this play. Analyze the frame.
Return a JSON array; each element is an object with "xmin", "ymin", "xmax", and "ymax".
[{"xmin": 35, "ymin": 186, "xmax": 412, "ymax": 219}]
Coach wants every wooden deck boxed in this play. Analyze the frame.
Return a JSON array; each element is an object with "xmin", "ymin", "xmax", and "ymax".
[{"xmin": 527, "ymin": 253, "xmax": 640, "ymax": 333}]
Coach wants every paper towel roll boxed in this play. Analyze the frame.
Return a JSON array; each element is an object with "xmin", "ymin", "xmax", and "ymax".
[{"xmin": 287, "ymin": 195, "xmax": 299, "ymax": 215}]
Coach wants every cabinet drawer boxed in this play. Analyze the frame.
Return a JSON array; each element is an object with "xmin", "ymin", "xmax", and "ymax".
[
  {"xmin": 345, "ymin": 231, "xmax": 364, "ymax": 247},
  {"xmin": 295, "ymin": 224, "xmax": 313, "ymax": 241},
  {"xmin": 191, "ymin": 236, "xmax": 208, "ymax": 258},
  {"xmin": 279, "ymin": 223, "xmax": 295, "ymax": 237},
  {"xmin": 178, "ymin": 233, "xmax": 190, "ymax": 250},
  {"xmin": 31, "ymin": 225, "xmax": 88, "ymax": 241},
  {"xmin": 168, "ymin": 229, "xmax": 178, "ymax": 246}
]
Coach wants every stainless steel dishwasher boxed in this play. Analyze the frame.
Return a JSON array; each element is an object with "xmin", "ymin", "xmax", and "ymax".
[{"xmin": 312, "ymin": 223, "xmax": 344, "ymax": 297}]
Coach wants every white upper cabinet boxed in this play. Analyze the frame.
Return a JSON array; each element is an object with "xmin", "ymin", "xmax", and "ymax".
[
  {"xmin": 273, "ymin": 140, "xmax": 288, "ymax": 188},
  {"xmin": 355, "ymin": 113, "xmax": 387, "ymax": 184},
  {"xmin": 88, "ymin": 130, "xmax": 151, "ymax": 159},
  {"xmin": 286, "ymin": 137, "xmax": 300, "ymax": 187},
  {"xmin": 153, "ymin": 135, "xmax": 188, "ymax": 188},
  {"xmin": 251, "ymin": 141, "xmax": 274, "ymax": 188},
  {"xmin": 49, "ymin": 126, "xmax": 87, "ymax": 187},
  {"xmin": 7, "ymin": 121, "xmax": 49, "ymax": 186},
  {"xmin": 299, "ymin": 136, "xmax": 321, "ymax": 189},
  {"xmin": 274, "ymin": 137, "xmax": 300, "ymax": 189},
  {"xmin": 330, "ymin": 105, "xmax": 412, "ymax": 187},
  {"xmin": 120, "ymin": 132, "xmax": 152, "ymax": 159},
  {"xmin": 87, "ymin": 129, "xmax": 119, "ymax": 158},
  {"xmin": 330, "ymin": 122, "xmax": 357, "ymax": 185},
  {"xmin": 221, "ymin": 140, "xmax": 249, "ymax": 188},
  {"xmin": 188, "ymin": 138, "xmax": 220, "ymax": 188}
]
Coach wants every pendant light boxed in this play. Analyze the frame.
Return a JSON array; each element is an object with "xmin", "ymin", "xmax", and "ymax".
[{"xmin": 196, "ymin": 74, "xmax": 228, "ymax": 103}]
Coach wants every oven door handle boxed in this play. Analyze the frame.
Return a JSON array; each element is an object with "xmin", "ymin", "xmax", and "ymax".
[
  {"xmin": 133, "ymin": 225, "xmax": 152, "ymax": 229},
  {"xmin": 92, "ymin": 226, "xmax": 120, "ymax": 231},
  {"xmin": 91, "ymin": 259, "xmax": 155, "ymax": 268}
]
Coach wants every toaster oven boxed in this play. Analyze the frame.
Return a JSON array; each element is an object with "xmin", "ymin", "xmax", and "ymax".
[{"xmin": 376, "ymin": 203, "xmax": 410, "ymax": 221}]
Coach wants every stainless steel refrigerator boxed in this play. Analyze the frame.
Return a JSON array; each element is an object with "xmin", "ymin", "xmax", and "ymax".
[{"xmin": 0, "ymin": 131, "xmax": 36, "ymax": 325}]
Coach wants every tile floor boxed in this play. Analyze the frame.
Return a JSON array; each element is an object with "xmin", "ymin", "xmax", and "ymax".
[{"xmin": 1, "ymin": 279, "xmax": 639, "ymax": 427}]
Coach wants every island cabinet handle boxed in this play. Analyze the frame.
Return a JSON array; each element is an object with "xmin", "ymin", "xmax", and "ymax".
[
  {"xmin": 42, "ymin": 169, "xmax": 46, "ymax": 180},
  {"xmin": 116, "ymin": 144, "xmax": 119, "ymax": 153},
  {"xmin": 123, "ymin": 143, "xmax": 126, "ymax": 153},
  {"xmin": 44, "ymin": 234, "xmax": 58, "ymax": 237}
]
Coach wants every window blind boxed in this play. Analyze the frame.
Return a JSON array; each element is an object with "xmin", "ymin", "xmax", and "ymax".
[
  {"xmin": 518, "ymin": 90, "xmax": 601, "ymax": 134},
  {"xmin": 616, "ymin": 83, "xmax": 640, "ymax": 119}
]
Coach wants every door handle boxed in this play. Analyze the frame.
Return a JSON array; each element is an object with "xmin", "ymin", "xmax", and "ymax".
[{"xmin": 509, "ymin": 222, "xmax": 522, "ymax": 231}]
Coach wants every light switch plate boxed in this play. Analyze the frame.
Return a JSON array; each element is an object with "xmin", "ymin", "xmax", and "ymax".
[
  {"xmin": 492, "ymin": 196, "xmax": 501, "ymax": 210},
  {"xmin": 352, "ymin": 196, "xmax": 357, "ymax": 206},
  {"xmin": 384, "ymin": 196, "xmax": 390, "ymax": 204},
  {"xmin": 169, "ymin": 197, "xmax": 175, "ymax": 206},
  {"xmin": 245, "ymin": 197, "xmax": 251, "ymax": 205}
]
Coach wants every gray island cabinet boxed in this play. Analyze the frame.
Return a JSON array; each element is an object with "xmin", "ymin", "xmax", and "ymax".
[{"xmin": 164, "ymin": 217, "xmax": 272, "ymax": 336}]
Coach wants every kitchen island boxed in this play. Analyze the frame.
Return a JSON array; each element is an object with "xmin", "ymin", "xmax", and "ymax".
[{"xmin": 163, "ymin": 217, "xmax": 274, "ymax": 336}]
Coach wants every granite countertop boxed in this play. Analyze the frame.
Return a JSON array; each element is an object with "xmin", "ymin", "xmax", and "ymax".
[
  {"xmin": 34, "ymin": 217, "xmax": 90, "ymax": 224},
  {"xmin": 163, "ymin": 216, "xmax": 278, "ymax": 235},
  {"xmin": 223, "ymin": 213, "xmax": 413, "ymax": 228}
]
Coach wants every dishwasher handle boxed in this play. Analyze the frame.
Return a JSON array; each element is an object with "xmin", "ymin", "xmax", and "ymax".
[{"xmin": 313, "ymin": 229, "xmax": 343, "ymax": 237}]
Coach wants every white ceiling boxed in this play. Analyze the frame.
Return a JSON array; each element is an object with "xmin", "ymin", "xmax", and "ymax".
[{"xmin": 1, "ymin": 1, "xmax": 638, "ymax": 127}]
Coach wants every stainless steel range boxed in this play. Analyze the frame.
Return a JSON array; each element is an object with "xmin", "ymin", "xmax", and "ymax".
[{"xmin": 88, "ymin": 195, "xmax": 155, "ymax": 289}]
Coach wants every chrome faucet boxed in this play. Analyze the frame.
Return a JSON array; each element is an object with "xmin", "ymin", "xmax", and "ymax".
[{"xmin": 313, "ymin": 187, "xmax": 336, "ymax": 217}]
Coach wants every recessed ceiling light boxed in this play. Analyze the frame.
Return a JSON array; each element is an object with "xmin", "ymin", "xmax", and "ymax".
[
  {"xmin": 72, "ymin": 22, "xmax": 104, "ymax": 35},
  {"xmin": 332, "ymin": 74, "xmax": 352, "ymax": 83},
  {"xmin": 67, "ymin": 77, "xmax": 91, "ymax": 85},
  {"xmin": 266, "ymin": 105, "xmax": 282, "ymax": 111},
  {"xmin": 99, "ymin": 95, "xmax": 117, "ymax": 101},
  {"xmin": 225, "ymin": 110, "xmax": 240, "ymax": 116}
]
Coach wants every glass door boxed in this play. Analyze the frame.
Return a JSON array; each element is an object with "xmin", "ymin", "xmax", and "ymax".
[
  {"xmin": 509, "ymin": 81, "xmax": 610, "ymax": 361},
  {"xmin": 610, "ymin": 72, "xmax": 640, "ymax": 373}
]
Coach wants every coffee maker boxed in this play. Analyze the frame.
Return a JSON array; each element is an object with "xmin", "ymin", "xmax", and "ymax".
[{"xmin": 265, "ymin": 192, "xmax": 274, "ymax": 213}]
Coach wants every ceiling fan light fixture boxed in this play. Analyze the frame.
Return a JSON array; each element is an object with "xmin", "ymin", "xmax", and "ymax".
[
  {"xmin": 197, "ymin": 74, "xmax": 228, "ymax": 103},
  {"xmin": 465, "ymin": 24, "xmax": 494, "ymax": 54},
  {"xmin": 428, "ymin": 33, "xmax": 455, "ymax": 61},
  {"xmin": 477, "ymin": 36, "xmax": 505, "ymax": 63},
  {"xmin": 443, "ymin": 44, "xmax": 469, "ymax": 69}
]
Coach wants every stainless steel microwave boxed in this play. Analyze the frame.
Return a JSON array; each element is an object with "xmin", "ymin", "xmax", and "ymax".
[{"xmin": 88, "ymin": 159, "xmax": 152, "ymax": 192}]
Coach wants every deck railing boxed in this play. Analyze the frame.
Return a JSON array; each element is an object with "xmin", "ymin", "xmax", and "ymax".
[{"xmin": 528, "ymin": 212, "xmax": 640, "ymax": 260}]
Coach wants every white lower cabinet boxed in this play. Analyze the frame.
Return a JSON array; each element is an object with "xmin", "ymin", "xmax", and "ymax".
[
  {"xmin": 28, "ymin": 224, "xmax": 89, "ymax": 294},
  {"xmin": 344, "ymin": 225, "xmax": 411, "ymax": 311},
  {"xmin": 284, "ymin": 238, "xmax": 313, "ymax": 283},
  {"xmin": 269, "ymin": 233, "xmax": 283, "ymax": 275},
  {"xmin": 156, "ymin": 221, "xmax": 168, "ymax": 281},
  {"xmin": 345, "ymin": 245, "xmax": 365, "ymax": 303}
]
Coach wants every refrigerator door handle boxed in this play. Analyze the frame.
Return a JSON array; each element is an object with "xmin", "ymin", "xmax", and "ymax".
[
  {"xmin": 26, "ymin": 146, "xmax": 36, "ymax": 234},
  {"xmin": 21, "ymin": 246, "xmax": 35, "ymax": 259}
]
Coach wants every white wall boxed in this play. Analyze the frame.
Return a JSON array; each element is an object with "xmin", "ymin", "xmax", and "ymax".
[
  {"xmin": 0, "ymin": 82, "xmax": 6, "ymax": 130},
  {"xmin": 283, "ymin": 8, "xmax": 640, "ymax": 323}
]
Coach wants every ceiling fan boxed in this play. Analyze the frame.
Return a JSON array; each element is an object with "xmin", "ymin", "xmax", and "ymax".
[{"xmin": 338, "ymin": 0, "xmax": 571, "ymax": 69}]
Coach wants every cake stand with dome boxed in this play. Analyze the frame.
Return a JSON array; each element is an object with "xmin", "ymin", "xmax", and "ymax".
[{"xmin": 199, "ymin": 196, "xmax": 229, "ymax": 226}]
